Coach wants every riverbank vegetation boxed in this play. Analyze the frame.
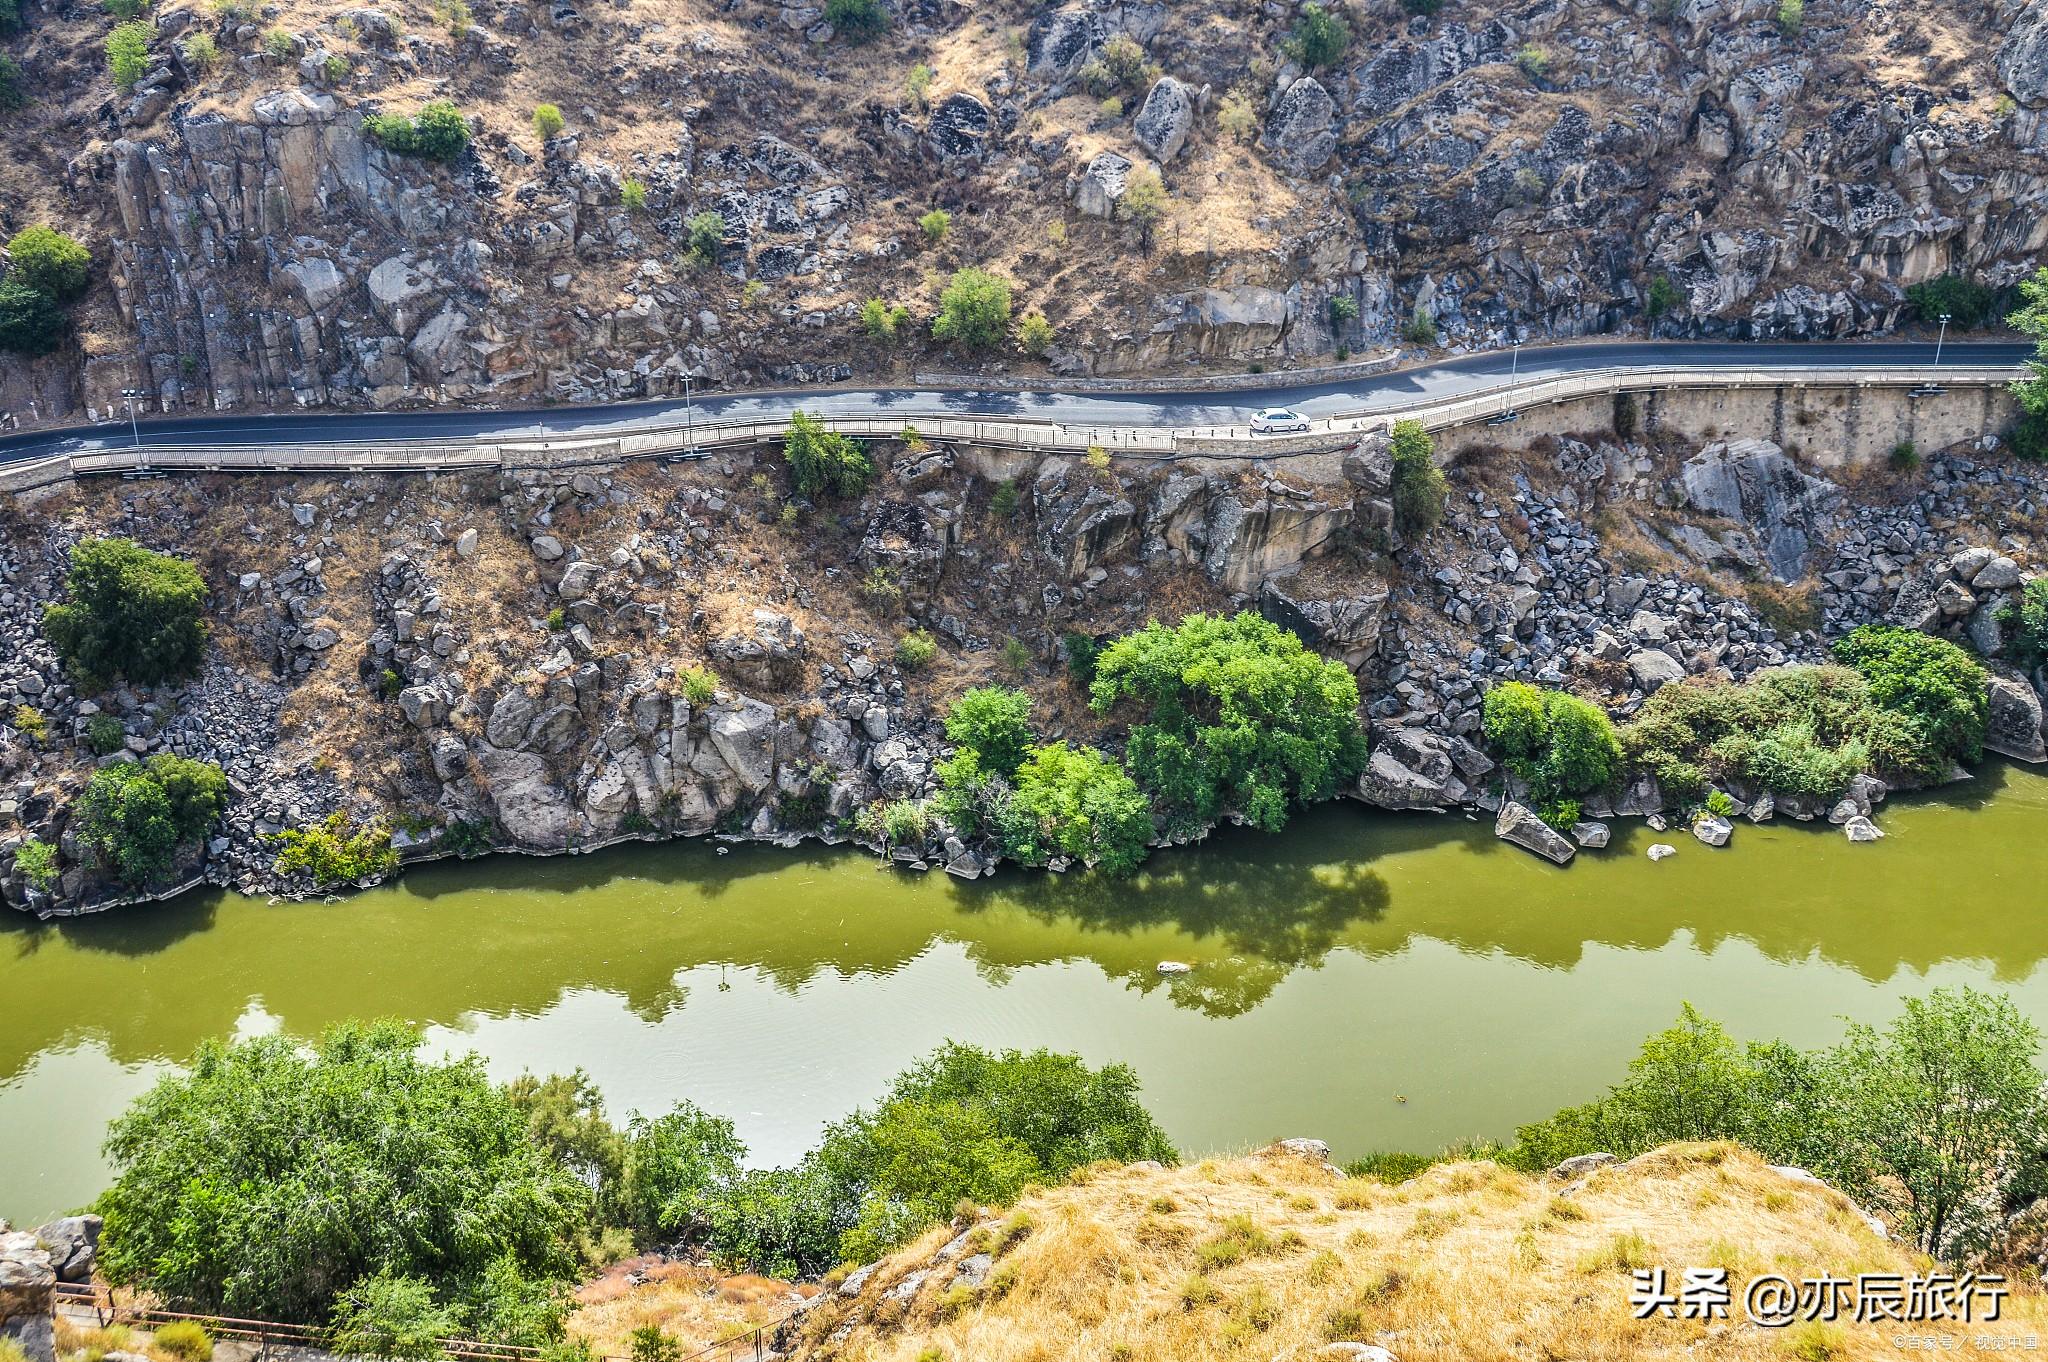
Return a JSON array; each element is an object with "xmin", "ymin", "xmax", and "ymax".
[
  {"xmin": 90, "ymin": 1026, "xmax": 1173, "ymax": 1343},
  {"xmin": 42, "ymin": 536, "xmax": 208, "ymax": 688},
  {"xmin": 1481, "ymin": 681, "xmax": 1621, "ymax": 828}
]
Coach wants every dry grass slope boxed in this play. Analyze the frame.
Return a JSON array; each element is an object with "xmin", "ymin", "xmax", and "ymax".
[{"xmin": 793, "ymin": 1142, "xmax": 2046, "ymax": 1362}]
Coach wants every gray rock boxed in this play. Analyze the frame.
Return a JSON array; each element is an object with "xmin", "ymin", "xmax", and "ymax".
[
  {"xmin": 1074, "ymin": 151, "xmax": 1134, "ymax": 218},
  {"xmin": 1691, "ymin": 813, "xmax": 1733, "ymax": 847},
  {"xmin": 1, "ymin": 1231, "xmax": 56, "ymax": 1362},
  {"xmin": 1549, "ymin": 1152, "xmax": 1618, "ymax": 1181},
  {"xmin": 1571, "ymin": 820, "xmax": 1610, "ymax": 848},
  {"xmin": 1494, "ymin": 800, "xmax": 1575, "ymax": 865},
  {"xmin": 532, "ymin": 535, "xmax": 565, "ymax": 561},
  {"xmin": 927, "ymin": 92, "xmax": 994, "ymax": 163},
  {"xmin": 1627, "ymin": 648, "xmax": 1686, "ymax": 692},
  {"xmin": 1985, "ymin": 663, "xmax": 2048, "ymax": 763},
  {"xmin": 1134, "ymin": 77, "xmax": 1194, "ymax": 162},
  {"xmin": 30, "ymin": 1216, "xmax": 99, "ymax": 1284},
  {"xmin": 1263, "ymin": 77, "xmax": 1337, "ymax": 175},
  {"xmin": 1677, "ymin": 438, "xmax": 1838, "ymax": 582},
  {"xmin": 1843, "ymin": 815, "xmax": 1884, "ymax": 842},
  {"xmin": 1973, "ymin": 555, "xmax": 2023, "ymax": 590}
]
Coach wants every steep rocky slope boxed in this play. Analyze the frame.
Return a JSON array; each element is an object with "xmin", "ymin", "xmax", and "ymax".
[{"xmin": 2, "ymin": 0, "xmax": 2046, "ymax": 427}]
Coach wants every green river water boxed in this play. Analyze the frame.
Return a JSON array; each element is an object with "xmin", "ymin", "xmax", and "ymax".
[{"xmin": 6, "ymin": 762, "xmax": 2048, "ymax": 1226}]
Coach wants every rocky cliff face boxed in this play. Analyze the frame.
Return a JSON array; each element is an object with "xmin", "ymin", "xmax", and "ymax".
[{"xmin": 2, "ymin": 0, "xmax": 2046, "ymax": 426}]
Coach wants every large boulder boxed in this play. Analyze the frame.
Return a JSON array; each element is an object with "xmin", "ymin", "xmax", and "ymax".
[
  {"xmin": 1134, "ymin": 76, "xmax": 1195, "ymax": 161},
  {"xmin": 1262, "ymin": 77, "xmax": 1337, "ymax": 175},
  {"xmin": 1985, "ymin": 663, "xmax": 2048, "ymax": 763},
  {"xmin": 709, "ymin": 609, "xmax": 808, "ymax": 690},
  {"xmin": 703, "ymin": 698, "xmax": 778, "ymax": 795},
  {"xmin": 2001, "ymin": 0, "xmax": 2048, "ymax": 107},
  {"xmin": 1026, "ymin": 6, "xmax": 1108, "ymax": 79},
  {"xmin": 927, "ymin": 92, "xmax": 994, "ymax": 163},
  {"xmin": 0, "ymin": 1231, "xmax": 55, "ymax": 1362},
  {"xmin": 1074, "ymin": 151, "xmax": 1134, "ymax": 218},
  {"xmin": 473, "ymin": 746, "xmax": 573, "ymax": 846},
  {"xmin": 1494, "ymin": 800, "xmax": 1576, "ymax": 865},
  {"xmin": 1355, "ymin": 729, "xmax": 1457, "ymax": 809},
  {"xmin": 1676, "ymin": 438, "xmax": 1838, "ymax": 582},
  {"xmin": 1627, "ymin": 648, "xmax": 1686, "ymax": 692},
  {"xmin": 32, "ymin": 1217, "xmax": 99, "ymax": 1285}
]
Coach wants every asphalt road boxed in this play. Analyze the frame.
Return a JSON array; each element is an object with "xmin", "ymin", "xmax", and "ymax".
[{"xmin": 2, "ymin": 339, "xmax": 2030, "ymax": 464}]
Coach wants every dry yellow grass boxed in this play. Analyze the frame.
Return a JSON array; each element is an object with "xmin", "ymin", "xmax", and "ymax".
[
  {"xmin": 567, "ymin": 1258, "xmax": 816, "ymax": 1357},
  {"xmin": 792, "ymin": 1143, "xmax": 2045, "ymax": 1362}
]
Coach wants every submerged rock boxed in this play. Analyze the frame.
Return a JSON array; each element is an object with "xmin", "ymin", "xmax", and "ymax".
[
  {"xmin": 1494, "ymin": 800, "xmax": 1575, "ymax": 865},
  {"xmin": 1843, "ymin": 816, "xmax": 1885, "ymax": 843}
]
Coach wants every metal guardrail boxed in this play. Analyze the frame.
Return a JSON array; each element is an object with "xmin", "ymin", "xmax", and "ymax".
[
  {"xmin": 0, "ymin": 362, "xmax": 2021, "ymax": 494},
  {"xmin": 52, "ymin": 1282, "xmax": 788, "ymax": 1362}
]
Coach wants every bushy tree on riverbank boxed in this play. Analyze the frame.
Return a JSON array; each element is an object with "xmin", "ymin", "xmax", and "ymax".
[
  {"xmin": 43, "ymin": 537, "xmax": 208, "ymax": 687},
  {"xmin": 76, "ymin": 755, "xmax": 227, "ymax": 885},
  {"xmin": 1091, "ymin": 611, "xmax": 1367, "ymax": 833},
  {"xmin": 1830, "ymin": 625, "xmax": 1987, "ymax": 777},
  {"xmin": 1481, "ymin": 681, "xmax": 1621, "ymax": 828},
  {"xmin": 781, "ymin": 411, "xmax": 872, "ymax": 500}
]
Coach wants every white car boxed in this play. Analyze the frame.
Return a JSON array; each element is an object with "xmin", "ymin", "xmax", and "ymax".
[{"xmin": 1251, "ymin": 407, "xmax": 1310, "ymax": 434}]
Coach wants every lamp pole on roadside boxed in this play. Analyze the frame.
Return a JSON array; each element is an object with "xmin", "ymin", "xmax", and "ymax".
[
  {"xmin": 121, "ymin": 387, "xmax": 147, "ymax": 447},
  {"xmin": 684, "ymin": 371, "xmax": 696, "ymax": 456},
  {"xmin": 1936, "ymin": 312, "xmax": 1951, "ymax": 367}
]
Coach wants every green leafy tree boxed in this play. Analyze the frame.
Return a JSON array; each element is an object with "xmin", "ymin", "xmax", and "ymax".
[
  {"xmin": 270, "ymin": 812, "xmax": 400, "ymax": 887},
  {"xmin": 1015, "ymin": 310, "xmax": 1054, "ymax": 357},
  {"xmin": 1906, "ymin": 274, "xmax": 1995, "ymax": 329},
  {"xmin": 0, "ymin": 278, "xmax": 66, "ymax": 355},
  {"xmin": 620, "ymin": 1104, "xmax": 747, "ymax": 1240},
  {"xmin": 1831, "ymin": 624, "xmax": 1987, "ymax": 775},
  {"xmin": 363, "ymin": 100, "xmax": 471, "ymax": 161},
  {"xmin": 943, "ymin": 686, "xmax": 1035, "ymax": 778},
  {"xmin": 505, "ymin": 1070, "xmax": 627, "ymax": 1216},
  {"xmin": 326, "ymin": 1271, "xmax": 459, "ymax": 1361},
  {"xmin": 7, "ymin": 226, "xmax": 91, "ymax": 301},
  {"xmin": 1002, "ymin": 741, "xmax": 1153, "ymax": 874},
  {"xmin": 700, "ymin": 1164, "xmax": 847, "ymax": 1280},
  {"xmin": 1999, "ymin": 577, "xmax": 2048, "ymax": 668},
  {"xmin": 1091, "ymin": 611, "xmax": 1367, "ymax": 833},
  {"xmin": 824, "ymin": 0, "xmax": 887, "ymax": 41},
  {"xmin": 531, "ymin": 102, "xmax": 564, "ymax": 139},
  {"xmin": 1482, "ymin": 682, "xmax": 1622, "ymax": 828},
  {"xmin": 94, "ymin": 1020, "xmax": 592, "ymax": 1326},
  {"xmin": 1285, "ymin": 2, "xmax": 1350, "ymax": 68},
  {"xmin": 931, "ymin": 267, "xmax": 1013, "ymax": 349},
  {"xmin": 1119, "ymin": 166, "xmax": 1167, "ymax": 250},
  {"xmin": 77, "ymin": 756, "xmax": 228, "ymax": 885},
  {"xmin": 42, "ymin": 538, "xmax": 208, "ymax": 686},
  {"xmin": 106, "ymin": 20, "xmax": 152, "ymax": 89},
  {"xmin": 781, "ymin": 411, "xmax": 872, "ymax": 499},
  {"xmin": 2007, "ymin": 266, "xmax": 2048, "ymax": 422},
  {"xmin": 1389, "ymin": 418, "xmax": 1446, "ymax": 536}
]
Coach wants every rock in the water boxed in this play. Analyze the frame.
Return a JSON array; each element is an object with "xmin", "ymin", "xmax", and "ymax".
[
  {"xmin": 1494, "ymin": 800, "xmax": 1575, "ymax": 865},
  {"xmin": 1571, "ymin": 820, "xmax": 1610, "ymax": 848},
  {"xmin": 1647, "ymin": 842, "xmax": 1678, "ymax": 861},
  {"xmin": 1692, "ymin": 813, "xmax": 1733, "ymax": 847},
  {"xmin": 1843, "ymin": 815, "xmax": 1885, "ymax": 842}
]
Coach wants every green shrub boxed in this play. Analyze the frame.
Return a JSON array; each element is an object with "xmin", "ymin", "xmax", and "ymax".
[
  {"xmin": 43, "ymin": 538, "xmax": 208, "ymax": 687},
  {"xmin": 931, "ymin": 267, "xmax": 1013, "ymax": 349},
  {"xmin": 271, "ymin": 813, "xmax": 399, "ymax": 887},
  {"xmin": 0, "ymin": 279, "xmax": 64, "ymax": 355},
  {"xmin": 1061, "ymin": 632, "xmax": 1097, "ymax": 684},
  {"xmin": 1389, "ymin": 419, "xmax": 1446, "ymax": 536},
  {"xmin": 1285, "ymin": 2, "xmax": 1349, "ymax": 68},
  {"xmin": 182, "ymin": 32, "xmax": 219, "ymax": 71},
  {"xmin": 685, "ymin": 211, "xmax": 726, "ymax": 264},
  {"xmin": 989, "ymin": 479, "xmax": 1020, "ymax": 520},
  {"xmin": 879, "ymin": 798, "xmax": 931, "ymax": 846},
  {"xmin": 1482, "ymin": 682, "xmax": 1621, "ymax": 828},
  {"xmin": 904, "ymin": 62, "xmax": 933, "ymax": 110},
  {"xmin": 325, "ymin": 1271, "xmax": 454, "ymax": 1361},
  {"xmin": 1400, "ymin": 305, "xmax": 1437, "ymax": 345},
  {"xmin": 322, "ymin": 52, "xmax": 350, "ymax": 83},
  {"xmin": 13, "ymin": 838, "xmax": 58, "ymax": 893},
  {"xmin": 1890, "ymin": 439, "xmax": 1919, "ymax": 472},
  {"xmin": 896, "ymin": 629, "xmax": 938, "ymax": 669},
  {"xmin": 1906, "ymin": 274, "xmax": 1995, "ymax": 329},
  {"xmin": 0, "ymin": 0, "xmax": 20, "ymax": 36},
  {"xmin": 0, "ymin": 53, "xmax": 26, "ymax": 112},
  {"xmin": 995, "ymin": 743, "xmax": 1152, "ymax": 873},
  {"xmin": 860, "ymin": 297, "xmax": 909, "ymax": 340},
  {"xmin": 1514, "ymin": 43, "xmax": 1549, "ymax": 78},
  {"xmin": 1092, "ymin": 611, "xmax": 1366, "ymax": 834},
  {"xmin": 77, "ymin": 755, "xmax": 228, "ymax": 885},
  {"xmin": 1215, "ymin": 90, "xmax": 1255, "ymax": 142},
  {"xmin": 1015, "ymin": 311, "xmax": 1055, "ymax": 357},
  {"xmin": 363, "ymin": 100, "xmax": 471, "ymax": 161},
  {"xmin": 1702, "ymin": 789, "xmax": 1735, "ymax": 818},
  {"xmin": 1328, "ymin": 295, "xmax": 1359, "ymax": 327},
  {"xmin": 781, "ymin": 411, "xmax": 872, "ymax": 499},
  {"xmin": 8, "ymin": 226, "xmax": 91, "ymax": 302},
  {"xmin": 1773, "ymin": 0, "xmax": 1802, "ymax": 35},
  {"xmin": 618, "ymin": 1103, "xmax": 745, "ymax": 1240},
  {"xmin": 86, "ymin": 713, "xmax": 127, "ymax": 756},
  {"xmin": 544, "ymin": 607, "xmax": 566, "ymax": 632},
  {"xmin": 152, "ymin": 1322, "xmax": 214, "ymax": 1362},
  {"xmin": 1344, "ymin": 1151, "xmax": 1435, "ymax": 1183},
  {"xmin": 531, "ymin": 102, "xmax": 564, "ymax": 140},
  {"xmin": 1999, "ymin": 578, "xmax": 2048, "ymax": 669},
  {"xmin": 11, "ymin": 705, "xmax": 46, "ymax": 742},
  {"xmin": 1000, "ymin": 637, "xmax": 1033, "ymax": 673},
  {"xmin": 824, "ymin": 0, "xmax": 887, "ymax": 41},
  {"xmin": 262, "ymin": 27, "xmax": 295, "ymax": 59},
  {"xmin": 675, "ymin": 666, "xmax": 715, "ymax": 706},
  {"xmin": 918, "ymin": 208, "xmax": 951, "ymax": 243},
  {"xmin": 944, "ymin": 686, "xmax": 1034, "ymax": 778},
  {"xmin": 1831, "ymin": 625, "xmax": 1987, "ymax": 776},
  {"xmin": 106, "ymin": 19, "xmax": 152, "ymax": 88},
  {"xmin": 620, "ymin": 177, "xmax": 647, "ymax": 211},
  {"xmin": 1645, "ymin": 274, "xmax": 1679, "ymax": 320},
  {"xmin": 860, "ymin": 566, "xmax": 902, "ymax": 611}
]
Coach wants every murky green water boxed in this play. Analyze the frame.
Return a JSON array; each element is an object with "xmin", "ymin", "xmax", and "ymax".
[{"xmin": 6, "ymin": 763, "xmax": 2048, "ymax": 1225}]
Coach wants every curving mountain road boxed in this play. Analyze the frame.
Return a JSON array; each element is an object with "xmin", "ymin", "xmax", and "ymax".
[{"xmin": 1, "ymin": 339, "xmax": 2030, "ymax": 464}]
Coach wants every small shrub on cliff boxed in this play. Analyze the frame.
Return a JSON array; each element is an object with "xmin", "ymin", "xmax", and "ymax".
[
  {"xmin": 271, "ymin": 812, "xmax": 400, "ymax": 887},
  {"xmin": 1831, "ymin": 624, "xmax": 1987, "ymax": 775},
  {"xmin": 1015, "ymin": 310, "xmax": 1055, "ymax": 357},
  {"xmin": 363, "ymin": 100, "xmax": 471, "ymax": 162},
  {"xmin": 619, "ymin": 177, "xmax": 646, "ymax": 212},
  {"xmin": 685, "ymin": 211, "xmax": 726, "ymax": 265},
  {"xmin": 77, "ymin": 755, "xmax": 228, "ymax": 885},
  {"xmin": 8, "ymin": 226, "xmax": 91, "ymax": 302},
  {"xmin": 262, "ymin": 27, "xmax": 295, "ymax": 59},
  {"xmin": 0, "ymin": 53, "xmax": 27, "ymax": 112},
  {"xmin": 531, "ymin": 102, "xmax": 564, "ymax": 140},
  {"xmin": 1999, "ymin": 578, "xmax": 2048, "ymax": 668},
  {"xmin": 1400, "ymin": 305, "xmax": 1437, "ymax": 345},
  {"xmin": 0, "ymin": 279, "xmax": 65, "ymax": 355},
  {"xmin": 1390, "ymin": 419, "xmax": 1447, "ymax": 537},
  {"xmin": 1215, "ymin": 90, "xmax": 1256, "ymax": 142},
  {"xmin": 181, "ymin": 32, "xmax": 219, "ymax": 71},
  {"xmin": 86, "ymin": 714, "xmax": 127, "ymax": 756},
  {"xmin": 878, "ymin": 798, "xmax": 931, "ymax": 846},
  {"xmin": 680, "ymin": 666, "xmax": 718, "ymax": 705},
  {"xmin": 945, "ymin": 686, "xmax": 1034, "ymax": 778},
  {"xmin": 43, "ymin": 537, "xmax": 208, "ymax": 687},
  {"xmin": 989, "ymin": 478, "xmax": 1020, "ymax": 520},
  {"xmin": 106, "ymin": 20, "xmax": 152, "ymax": 89},
  {"xmin": 1284, "ymin": 2, "xmax": 1349, "ymax": 69},
  {"xmin": 0, "ymin": 0, "xmax": 21, "ymax": 37},
  {"xmin": 895, "ymin": 630, "xmax": 937, "ymax": 670},
  {"xmin": 918, "ymin": 208, "xmax": 951, "ymax": 243},
  {"xmin": 1482, "ymin": 682, "xmax": 1621, "ymax": 828},
  {"xmin": 824, "ymin": 0, "xmax": 887, "ymax": 42},
  {"xmin": 781, "ymin": 411, "xmax": 872, "ymax": 499},
  {"xmin": 1906, "ymin": 274, "xmax": 1996, "ymax": 329},
  {"xmin": 11, "ymin": 705, "xmax": 46, "ymax": 742},
  {"xmin": 860, "ymin": 297, "xmax": 908, "ymax": 340},
  {"xmin": 13, "ymin": 838, "xmax": 58, "ymax": 893},
  {"xmin": 931, "ymin": 267, "xmax": 1012, "ymax": 349}
]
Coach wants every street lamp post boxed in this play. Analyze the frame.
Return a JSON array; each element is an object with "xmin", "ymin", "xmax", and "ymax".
[
  {"xmin": 1935, "ymin": 312, "xmax": 1951, "ymax": 367},
  {"xmin": 120, "ymin": 388, "xmax": 147, "ymax": 447},
  {"xmin": 683, "ymin": 372, "xmax": 696, "ymax": 456}
]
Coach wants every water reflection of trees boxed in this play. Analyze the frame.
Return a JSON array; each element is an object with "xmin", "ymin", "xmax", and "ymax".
[{"xmin": 954, "ymin": 839, "xmax": 1392, "ymax": 1017}]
